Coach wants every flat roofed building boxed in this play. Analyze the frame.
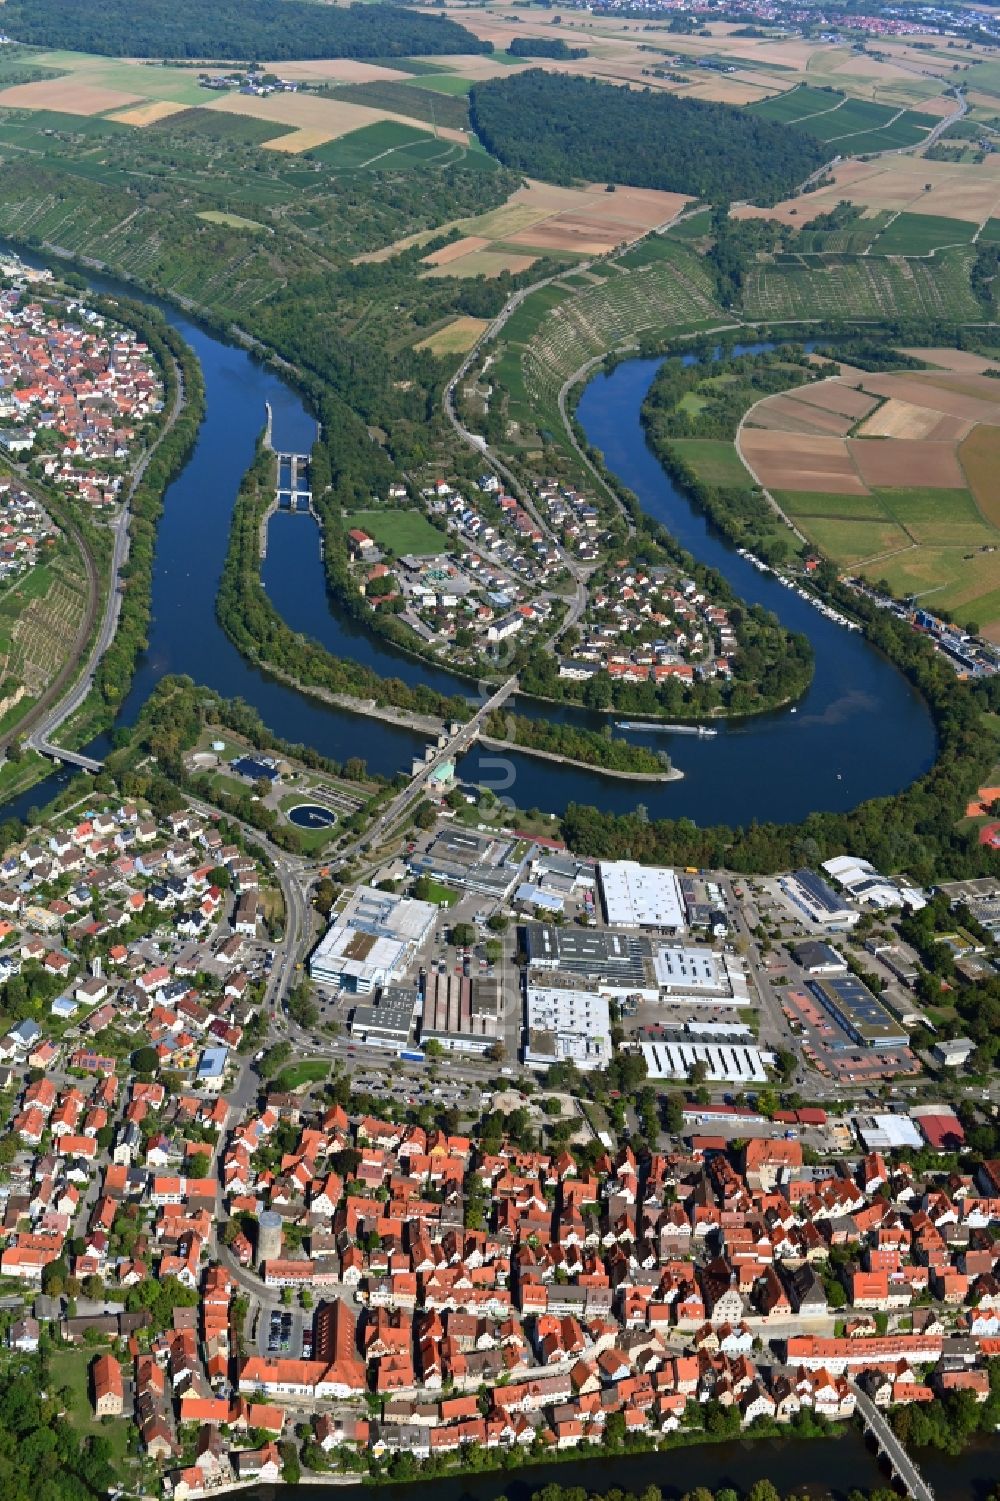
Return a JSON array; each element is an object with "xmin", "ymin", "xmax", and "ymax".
[
  {"xmin": 523, "ymin": 922, "xmax": 654, "ymax": 995},
  {"xmin": 808, "ymin": 975, "xmax": 908, "ymax": 1050},
  {"xmin": 822, "ymin": 855, "xmax": 926, "ymax": 913},
  {"xmin": 779, "ymin": 868, "xmax": 859, "ymax": 930},
  {"xmin": 931, "ymin": 1036, "xmax": 976, "ymax": 1069},
  {"xmin": 310, "ymin": 887, "xmax": 436, "ymax": 993},
  {"xmin": 652, "ymin": 946, "xmax": 750, "ymax": 1005},
  {"xmin": 349, "ymin": 986, "xmax": 417, "ymax": 1049},
  {"xmin": 408, "ymin": 828, "xmax": 523, "ymax": 900},
  {"xmin": 598, "ymin": 861, "xmax": 685, "ymax": 933},
  {"xmin": 792, "ymin": 940, "xmax": 848, "ymax": 976},
  {"xmin": 524, "ymin": 985, "xmax": 611, "ymax": 1071}
]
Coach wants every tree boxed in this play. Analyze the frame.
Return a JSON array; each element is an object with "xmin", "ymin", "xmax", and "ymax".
[
  {"xmin": 131, "ymin": 1044, "xmax": 158, "ymax": 1075},
  {"xmin": 664, "ymin": 1093, "xmax": 684, "ymax": 1134},
  {"xmin": 451, "ymin": 922, "xmax": 475, "ymax": 947},
  {"xmin": 688, "ymin": 1059, "xmax": 709, "ymax": 1086}
]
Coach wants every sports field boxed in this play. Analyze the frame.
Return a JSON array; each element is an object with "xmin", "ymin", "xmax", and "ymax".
[{"xmin": 347, "ymin": 508, "xmax": 447, "ymax": 555}]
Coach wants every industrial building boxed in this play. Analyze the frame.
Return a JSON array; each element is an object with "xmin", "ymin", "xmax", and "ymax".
[
  {"xmin": 523, "ymin": 922, "xmax": 655, "ymax": 997},
  {"xmin": 523, "ymin": 985, "xmax": 612, "ymax": 1071},
  {"xmin": 349, "ymin": 986, "xmax": 418, "ymax": 1050},
  {"xmin": 407, "ymin": 828, "xmax": 523, "ymax": 900},
  {"xmin": 854, "ymin": 1113, "xmax": 924, "ymax": 1153},
  {"xmin": 640, "ymin": 1023, "xmax": 774, "ymax": 1084},
  {"xmin": 822, "ymin": 855, "xmax": 926, "ymax": 913},
  {"xmin": 652, "ymin": 945, "xmax": 750, "ymax": 1006},
  {"xmin": 598, "ymin": 861, "xmax": 686, "ymax": 933},
  {"xmin": 419, "ymin": 971, "xmax": 502, "ymax": 1054},
  {"xmin": 309, "ymin": 886, "xmax": 436, "ymax": 993},
  {"xmin": 807, "ymin": 974, "xmax": 909, "ymax": 1050},
  {"xmin": 778, "ymin": 868, "xmax": 860, "ymax": 930},
  {"xmin": 792, "ymin": 941, "xmax": 848, "ymax": 976}
]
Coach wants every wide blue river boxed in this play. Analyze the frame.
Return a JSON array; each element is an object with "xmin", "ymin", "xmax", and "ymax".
[{"xmin": 2, "ymin": 263, "xmax": 936, "ymax": 829}]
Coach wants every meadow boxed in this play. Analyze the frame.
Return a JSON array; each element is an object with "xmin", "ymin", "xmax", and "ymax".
[{"xmin": 346, "ymin": 508, "xmax": 448, "ymax": 555}]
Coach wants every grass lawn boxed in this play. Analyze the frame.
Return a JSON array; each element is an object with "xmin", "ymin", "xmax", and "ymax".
[
  {"xmin": 347, "ymin": 507, "xmax": 447, "ymax": 555},
  {"xmin": 276, "ymin": 791, "xmax": 339, "ymax": 853},
  {"xmin": 272, "ymin": 1060, "xmax": 330, "ymax": 1091},
  {"xmin": 49, "ymin": 1348, "xmax": 129, "ymax": 1466},
  {"xmin": 416, "ymin": 877, "xmax": 460, "ymax": 906}
]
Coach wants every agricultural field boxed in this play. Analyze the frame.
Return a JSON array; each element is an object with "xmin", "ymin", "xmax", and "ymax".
[
  {"xmin": 316, "ymin": 78, "xmax": 471, "ymax": 131},
  {"xmin": 867, "ymin": 212, "xmax": 978, "ymax": 255},
  {"xmin": 667, "ymin": 439, "xmax": 755, "ymax": 488},
  {"xmin": 414, "ymin": 315, "xmax": 488, "ymax": 355},
  {"xmin": 753, "ymin": 89, "xmax": 941, "ymax": 152},
  {"xmin": 740, "ymin": 360, "xmax": 1000, "ymax": 632},
  {"xmin": 0, "ymin": 550, "xmax": 89, "ymax": 712},
  {"xmin": 346, "ymin": 508, "xmax": 448, "ymax": 555}
]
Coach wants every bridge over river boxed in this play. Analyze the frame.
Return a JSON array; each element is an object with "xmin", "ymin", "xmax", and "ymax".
[{"xmin": 851, "ymin": 1383, "xmax": 934, "ymax": 1501}]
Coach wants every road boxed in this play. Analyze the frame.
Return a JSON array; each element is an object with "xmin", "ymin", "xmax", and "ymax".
[{"xmin": 24, "ymin": 348, "xmax": 186, "ymax": 766}]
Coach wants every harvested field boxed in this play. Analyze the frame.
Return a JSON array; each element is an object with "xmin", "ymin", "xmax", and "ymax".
[
  {"xmin": 739, "ymin": 430, "xmax": 869, "ymax": 494},
  {"xmin": 423, "ymin": 235, "xmax": 491, "ymax": 267},
  {"xmin": 204, "ymin": 90, "xmax": 469, "ymax": 146},
  {"xmin": 849, "ymin": 437, "xmax": 967, "ymax": 488},
  {"xmin": 425, "ymin": 248, "xmax": 537, "ymax": 278},
  {"xmin": 0, "ymin": 79, "xmax": 142, "ymax": 115},
  {"xmin": 414, "ymin": 315, "xmax": 488, "ymax": 354},
  {"xmin": 264, "ymin": 127, "xmax": 343, "ymax": 154},
  {"xmin": 261, "ymin": 60, "xmax": 413, "ymax": 84},
  {"xmin": 733, "ymin": 153, "xmax": 1000, "ymax": 227},
  {"xmin": 109, "ymin": 99, "xmax": 189, "ymax": 126},
  {"xmin": 960, "ymin": 425, "xmax": 1000, "ymax": 525},
  {"xmin": 856, "ymin": 399, "xmax": 970, "ymax": 441},
  {"xmin": 747, "ymin": 393, "xmax": 856, "ymax": 436}
]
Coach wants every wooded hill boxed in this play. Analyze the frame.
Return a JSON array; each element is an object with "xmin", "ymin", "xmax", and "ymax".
[
  {"xmin": 0, "ymin": 0, "xmax": 490, "ymax": 61},
  {"xmin": 470, "ymin": 71, "xmax": 827, "ymax": 202}
]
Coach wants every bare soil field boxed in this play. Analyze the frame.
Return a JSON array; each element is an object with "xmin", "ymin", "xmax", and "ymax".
[
  {"xmin": 901, "ymin": 347, "xmax": 1000, "ymax": 373},
  {"xmin": 739, "ymin": 430, "xmax": 869, "ymax": 493},
  {"xmin": 789, "ymin": 380, "xmax": 880, "ymax": 420},
  {"xmin": 960, "ymin": 425, "xmax": 1000, "ymax": 526},
  {"xmin": 852, "ymin": 372, "xmax": 1000, "ymax": 426},
  {"xmin": 423, "ymin": 235, "xmax": 491, "ymax": 267},
  {"xmin": 748, "ymin": 393, "xmax": 856, "ymax": 436},
  {"xmin": 848, "ymin": 437, "xmax": 967, "ymax": 488},
  {"xmin": 0, "ymin": 79, "xmax": 142, "ymax": 114}
]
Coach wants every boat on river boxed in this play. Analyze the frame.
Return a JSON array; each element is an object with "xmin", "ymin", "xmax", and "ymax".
[{"xmin": 615, "ymin": 721, "xmax": 718, "ymax": 737}]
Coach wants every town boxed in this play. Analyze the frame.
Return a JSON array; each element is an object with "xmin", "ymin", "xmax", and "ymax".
[{"xmin": 0, "ymin": 767, "xmax": 997, "ymax": 1495}]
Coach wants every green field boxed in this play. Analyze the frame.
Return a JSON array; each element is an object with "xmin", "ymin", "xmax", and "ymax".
[
  {"xmin": 749, "ymin": 84, "xmax": 843, "ymax": 124},
  {"xmin": 776, "ymin": 485, "xmax": 1000, "ymax": 628},
  {"xmin": 309, "ymin": 120, "xmax": 441, "ymax": 169},
  {"xmin": 668, "ymin": 439, "xmax": 753, "ymax": 488},
  {"xmin": 411, "ymin": 73, "xmax": 474, "ymax": 97},
  {"xmin": 878, "ymin": 196, "xmax": 980, "ymax": 234},
  {"xmin": 198, "ymin": 209, "xmax": 265, "ymax": 231},
  {"xmin": 318, "ymin": 78, "xmax": 469, "ymax": 132},
  {"xmin": 979, "ymin": 217, "xmax": 1000, "ymax": 245},
  {"xmin": 347, "ymin": 507, "xmax": 448, "ymax": 555}
]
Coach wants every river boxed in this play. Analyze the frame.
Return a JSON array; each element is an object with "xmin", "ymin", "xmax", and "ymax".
[
  {"xmin": 1, "ymin": 259, "xmax": 936, "ymax": 831},
  {"xmin": 258, "ymin": 1425, "xmax": 1000, "ymax": 1501}
]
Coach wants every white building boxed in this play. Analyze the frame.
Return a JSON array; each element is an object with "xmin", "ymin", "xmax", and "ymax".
[
  {"xmin": 653, "ymin": 946, "xmax": 750, "ymax": 1006},
  {"xmin": 598, "ymin": 861, "xmax": 685, "ymax": 933},
  {"xmin": 641, "ymin": 1024, "xmax": 774, "ymax": 1084},
  {"xmin": 822, "ymin": 856, "xmax": 926, "ymax": 913},
  {"xmin": 309, "ymin": 886, "xmax": 436, "ymax": 993},
  {"xmin": 523, "ymin": 985, "xmax": 611, "ymax": 1071}
]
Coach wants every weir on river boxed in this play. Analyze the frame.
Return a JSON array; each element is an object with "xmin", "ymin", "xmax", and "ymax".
[{"xmin": 0, "ymin": 250, "xmax": 937, "ymax": 834}]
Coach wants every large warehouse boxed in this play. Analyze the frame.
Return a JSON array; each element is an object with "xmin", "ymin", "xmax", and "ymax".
[{"xmin": 598, "ymin": 861, "xmax": 686, "ymax": 933}]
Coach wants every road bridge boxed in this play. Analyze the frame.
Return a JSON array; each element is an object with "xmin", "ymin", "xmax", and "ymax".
[
  {"xmin": 33, "ymin": 739, "xmax": 103, "ymax": 774},
  {"xmin": 850, "ymin": 1384, "xmax": 934, "ymax": 1501}
]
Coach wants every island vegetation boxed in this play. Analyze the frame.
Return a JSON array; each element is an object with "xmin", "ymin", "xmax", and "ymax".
[
  {"xmin": 0, "ymin": 0, "xmax": 490, "ymax": 61},
  {"xmin": 481, "ymin": 708, "xmax": 673, "ymax": 776},
  {"xmin": 469, "ymin": 72, "xmax": 827, "ymax": 200}
]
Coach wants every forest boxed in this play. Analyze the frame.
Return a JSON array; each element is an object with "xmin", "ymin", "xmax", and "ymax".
[
  {"xmin": 508, "ymin": 37, "xmax": 589, "ymax": 59},
  {"xmin": 469, "ymin": 72, "xmax": 826, "ymax": 202},
  {"xmin": 0, "ymin": 0, "xmax": 490, "ymax": 61}
]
